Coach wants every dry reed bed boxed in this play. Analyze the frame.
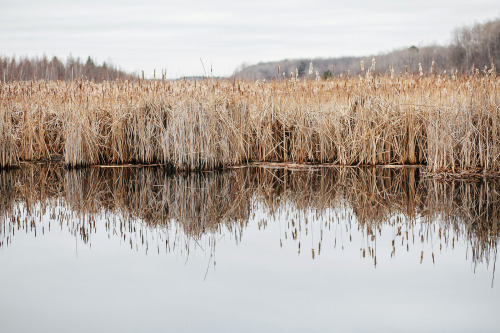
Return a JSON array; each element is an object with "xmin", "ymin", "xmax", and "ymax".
[
  {"xmin": 0, "ymin": 166, "xmax": 498, "ymax": 265},
  {"xmin": 0, "ymin": 72, "xmax": 498, "ymax": 173}
]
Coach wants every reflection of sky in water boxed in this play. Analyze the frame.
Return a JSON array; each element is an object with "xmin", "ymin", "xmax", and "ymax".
[{"xmin": 0, "ymin": 167, "xmax": 499, "ymax": 332}]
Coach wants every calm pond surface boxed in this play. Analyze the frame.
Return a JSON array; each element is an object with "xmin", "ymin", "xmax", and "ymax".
[{"xmin": 0, "ymin": 166, "xmax": 499, "ymax": 332}]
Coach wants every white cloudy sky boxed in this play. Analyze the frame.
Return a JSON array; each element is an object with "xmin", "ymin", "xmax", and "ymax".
[{"xmin": 1, "ymin": 0, "xmax": 499, "ymax": 78}]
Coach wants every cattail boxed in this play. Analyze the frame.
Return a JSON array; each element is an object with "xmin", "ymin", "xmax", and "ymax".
[
  {"xmin": 308, "ymin": 62, "xmax": 313, "ymax": 75},
  {"xmin": 371, "ymin": 57, "xmax": 376, "ymax": 72},
  {"xmin": 360, "ymin": 61, "xmax": 364, "ymax": 72},
  {"xmin": 430, "ymin": 61, "xmax": 435, "ymax": 74},
  {"xmin": 419, "ymin": 63, "xmax": 423, "ymax": 76},
  {"xmin": 0, "ymin": 67, "xmax": 498, "ymax": 176}
]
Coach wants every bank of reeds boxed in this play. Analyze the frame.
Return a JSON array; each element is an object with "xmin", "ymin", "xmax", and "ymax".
[{"xmin": 0, "ymin": 70, "xmax": 499, "ymax": 174}]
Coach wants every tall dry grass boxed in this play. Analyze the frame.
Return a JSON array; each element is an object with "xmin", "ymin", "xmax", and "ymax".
[{"xmin": 0, "ymin": 69, "xmax": 498, "ymax": 174}]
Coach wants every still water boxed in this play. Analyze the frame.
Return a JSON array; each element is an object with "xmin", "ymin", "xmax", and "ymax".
[{"xmin": 0, "ymin": 166, "xmax": 499, "ymax": 332}]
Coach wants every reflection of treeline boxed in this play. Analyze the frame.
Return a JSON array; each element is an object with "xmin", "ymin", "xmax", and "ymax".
[
  {"xmin": 234, "ymin": 18, "xmax": 500, "ymax": 80},
  {"xmin": 0, "ymin": 55, "xmax": 134, "ymax": 82},
  {"xmin": 1, "ymin": 166, "xmax": 498, "ymax": 262}
]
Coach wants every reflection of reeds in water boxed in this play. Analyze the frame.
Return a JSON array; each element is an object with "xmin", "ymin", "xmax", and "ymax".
[
  {"xmin": 62, "ymin": 167, "xmax": 253, "ymax": 236},
  {"xmin": 425, "ymin": 180, "xmax": 499, "ymax": 267},
  {"xmin": 0, "ymin": 166, "xmax": 498, "ymax": 272}
]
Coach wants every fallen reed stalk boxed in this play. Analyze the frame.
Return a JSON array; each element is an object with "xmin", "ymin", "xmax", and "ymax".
[{"xmin": 0, "ymin": 70, "xmax": 498, "ymax": 174}]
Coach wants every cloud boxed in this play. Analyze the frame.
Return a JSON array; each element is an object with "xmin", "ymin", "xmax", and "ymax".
[{"xmin": 1, "ymin": 0, "xmax": 499, "ymax": 77}]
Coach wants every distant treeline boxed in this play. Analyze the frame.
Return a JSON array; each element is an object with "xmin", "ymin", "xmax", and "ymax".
[
  {"xmin": 234, "ymin": 18, "xmax": 500, "ymax": 80},
  {"xmin": 0, "ymin": 55, "xmax": 135, "ymax": 82}
]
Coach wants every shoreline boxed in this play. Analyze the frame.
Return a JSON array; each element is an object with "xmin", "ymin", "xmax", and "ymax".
[{"xmin": 7, "ymin": 159, "xmax": 500, "ymax": 180}]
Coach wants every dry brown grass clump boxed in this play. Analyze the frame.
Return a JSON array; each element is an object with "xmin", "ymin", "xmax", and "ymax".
[{"xmin": 0, "ymin": 69, "xmax": 498, "ymax": 174}]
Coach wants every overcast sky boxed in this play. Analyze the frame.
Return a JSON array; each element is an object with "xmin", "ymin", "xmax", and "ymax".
[{"xmin": 1, "ymin": 0, "xmax": 499, "ymax": 78}]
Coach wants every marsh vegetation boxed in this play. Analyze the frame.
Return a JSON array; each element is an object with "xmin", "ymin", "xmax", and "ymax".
[{"xmin": 1, "ymin": 67, "xmax": 499, "ymax": 176}]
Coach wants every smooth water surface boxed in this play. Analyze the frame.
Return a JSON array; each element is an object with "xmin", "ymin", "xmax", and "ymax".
[{"xmin": 0, "ymin": 166, "xmax": 498, "ymax": 332}]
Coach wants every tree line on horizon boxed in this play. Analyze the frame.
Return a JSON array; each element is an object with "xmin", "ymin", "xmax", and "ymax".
[
  {"xmin": 0, "ymin": 55, "xmax": 134, "ymax": 82},
  {"xmin": 1, "ymin": 17, "xmax": 498, "ymax": 82},
  {"xmin": 233, "ymin": 17, "xmax": 500, "ymax": 80}
]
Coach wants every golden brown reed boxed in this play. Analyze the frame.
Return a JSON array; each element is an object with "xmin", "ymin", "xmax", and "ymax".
[{"xmin": 0, "ymin": 71, "xmax": 499, "ymax": 174}]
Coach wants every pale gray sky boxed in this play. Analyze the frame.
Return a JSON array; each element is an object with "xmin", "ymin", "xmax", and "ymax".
[{"xmin": 1, "ymin": 0, "xmax": 499, "ymax": 78}]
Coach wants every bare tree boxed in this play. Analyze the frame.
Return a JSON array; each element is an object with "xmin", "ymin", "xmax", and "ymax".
[
  {"xmin": 234, "ymin": 18, "xmax": 500, "ymax": 80},
  {"xmin": 0, "ymin": 55, "xmax": 135, "ymax": 82}
]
